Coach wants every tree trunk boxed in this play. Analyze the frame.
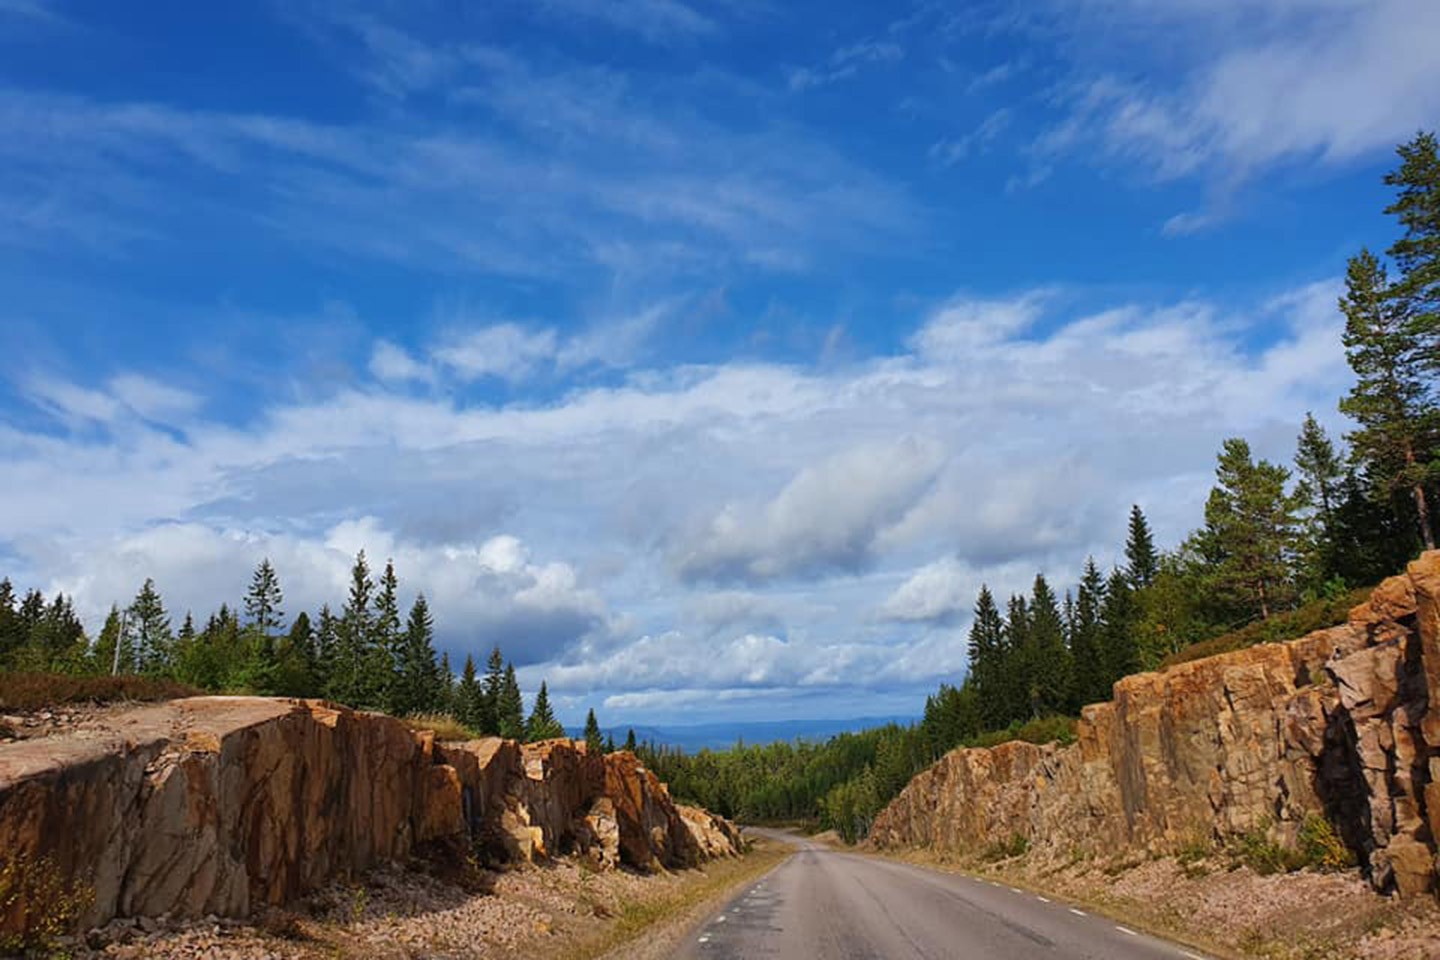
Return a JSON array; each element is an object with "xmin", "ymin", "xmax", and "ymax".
[{"xmin": 1404, "ymin": 441, "xmax": 1436, "ymax": 550}]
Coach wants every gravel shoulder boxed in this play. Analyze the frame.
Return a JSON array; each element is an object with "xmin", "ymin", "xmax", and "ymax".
[
  {"xmin": 57, "ymin": 834, "xmax": 792, "ymax": 959},
  {"xmin": 869, "ymin": 844, "xmax": 1440, "ymax": 960}
]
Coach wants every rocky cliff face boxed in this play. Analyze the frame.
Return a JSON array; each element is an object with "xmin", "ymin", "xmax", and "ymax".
[
  {"xmin": 870, "ymin": 551, "xmax": 1440, "ymax": 898},
  {"xmin": 0, "ymin": 698, "xmax": 739, "ymax": 941}
]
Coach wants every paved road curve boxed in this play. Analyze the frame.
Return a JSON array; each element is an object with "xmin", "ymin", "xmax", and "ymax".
[{"xmin": 672, "ymin": 830, "xmax": 1211, "ymax": 960}]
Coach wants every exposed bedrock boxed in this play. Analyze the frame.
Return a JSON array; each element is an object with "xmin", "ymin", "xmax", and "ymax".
[
  {"xmin": 0, "ymin": 698, "xmax": 739, "ymax": 939},
  {"xmin": 870, "ymin": 551, "xmax": 1440, "ymax": 898}
]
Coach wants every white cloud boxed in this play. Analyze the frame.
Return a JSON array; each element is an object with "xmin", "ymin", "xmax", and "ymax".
[
  {"xmin": 879, "ymin": 557, "xmax": 973, "ymax": 624},
  {"xmin": 369, "ymin": 341, "xmax": 432, "ymax": 383},
  {"xmin": 432, "ymin": 323, "xmax": 559, "ymax": 382}
]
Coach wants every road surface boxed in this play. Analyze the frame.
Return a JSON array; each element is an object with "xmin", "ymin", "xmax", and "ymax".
[{"xmin": 672, "ymin": 830, "xmax": 1211, "ymax": 960}]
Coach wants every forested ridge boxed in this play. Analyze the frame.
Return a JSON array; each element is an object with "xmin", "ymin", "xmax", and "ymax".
[{"xmin": 3, "ymin": 133, "xmax": 1439, "ymax": 836}]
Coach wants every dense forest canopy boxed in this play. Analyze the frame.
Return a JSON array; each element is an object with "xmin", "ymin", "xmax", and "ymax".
[{"xmin": 3, "ymin": 133, "xmax": 1439, "ymax": 838}]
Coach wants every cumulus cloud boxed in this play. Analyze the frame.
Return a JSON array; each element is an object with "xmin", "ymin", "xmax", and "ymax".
[
  {"xmin": 675, "ymin": 436, "xmax": 947, "ymax": 585},
  {"xmin": 3, "ymin": 282, "xmax": 1357, "ymax": 720}
]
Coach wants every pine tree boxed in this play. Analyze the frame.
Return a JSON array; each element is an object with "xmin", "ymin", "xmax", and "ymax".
[
  {"xmin": 1339, "ymin": 249, "xmax": 1438, "ymax": 550},
  {"xmin": 0, "ymin": 579, "xmax": 20, "ymax": 667},
  {"xmin": 1026, "ymin": 575, "xmax": 1072, "ymax": 718},
  {"xmin": 437, "ymin": 652, "xmax": 454, "ymax": 713},
  {"xmin": 275, "ymin": 611, "xmax": 317, "ymax": 697},
  {"xmin": 127, "ymin": 578, "xmax": 173, "ymax": 675},
  {"xmin": 1384, "ymin": 131, "xmax": 1440, "ymax": 381},
  {"xmin": 1124, "ymin": 505, "xmax": 1159, "ymax": 588},
  {"xmin": 498, "ymin": 663, "xmax": 525, "ymax": 740},
  {"xmin": 1002, "ymin": 594, "xmax": 1030, "ymax": 726},
  {"xmin": 966, "ymin": 586, "xmax": 1008, "ymax": 729},
  {"xmin": 315, "ymin": 605, "xmax": 338, "ymax": 691},
  {"xmin": 455, "ymin": 654, "xmax": 483, "ymax": 730},
  {"xmin": 244, "ymin": 558, "xmax": 285, "ymax": 636},
  {"xmin": 1203, "ymin": 438, "xmax": 1301, "ymax": 621},
  {"xmin": 1070, "ymin": 558, "xmax": 1107, "ymax": 707},
  {"xmin": 332, "ymin": 551, "xmax": 374, "ymax": 706},
  {"xmin": 584, "ymin": 708, "xmax": 604, "ymax": 754},
  {"xmin": 624, "ymin": 728, "xmax": 638, "ymax": 753},
  {"xmin": 526, "ymin": 681, "xmax": 564, "ymax": 741},
  {"xmin": 480, "ymin": 646, "xmax": 505, "ymax": 735}
]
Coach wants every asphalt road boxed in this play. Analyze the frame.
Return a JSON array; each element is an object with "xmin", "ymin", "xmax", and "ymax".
[{"xmin": 672, "ymin": 830, "xmax": 1212, "ymax": 960}]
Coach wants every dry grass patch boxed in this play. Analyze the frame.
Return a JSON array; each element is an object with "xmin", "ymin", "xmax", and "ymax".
[
  {"xmin": 401, "ymin": 712, "xmax": 480, "ymax": 741},
  {"xmin": 0, "ymin": 672, "xmax": 199, "ymax": 711}
]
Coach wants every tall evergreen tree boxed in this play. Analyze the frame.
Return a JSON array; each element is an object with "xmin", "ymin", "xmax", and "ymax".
[
  {"xmin": 368, "ymin": 559, "xmax": 402, "ymax": 708},
  {"xmin": 1070, "ymin": 558, "xmax": 1108, "ymax": 707},
  {"xmin": 1026, "ymin": 575, "xmax": 1072, "ymax": 717},
  {"xmin": 455, "ymin": 654, "xmax": 484, "ymax": 730},
  {"xmin": 583, "ymin": 708, "xmax": 604, "ymax": 754},
  {"xmin": 480, "ymin": 646, "xmax": 505, "ymax": 735},
  {"xmin": 1099, "ymin": 569, "xmax": 1139, "ymax": 686},
  {"xmin": 437, "ymin": 651, "xmax": 455, "ymax": 714},
  {"xmin": 498, "ymin": 663, "xmax": 525, "ymax": 740},
  {"xmin": 1124, "ymin": 505, "xmax": 1159, "ymax": 588},
  {"xmin": 1202, "ymin": 438, "xmax": 1301, "ymax": 621},
  {"xmin": 1384, "ymin": 131, "xmax": 1440, "ymax": 380},
  {"xmin": 1339, "ymin": 249, "xmax": 1438, "ymax": 550},
  {"xmin": 1001, "ymin": 594, "xmax": 1030, "ymax": 726},
  {"xmin": 315, "ymin": 604, "xmax": 338, "ymax": 690},
  {"xmin": 1294, "ymin": 414, "xmax": 1348, "ymax": 588},
  {"xmin": 274, "ymin": 611, "xmax": 317, "ymax": 697},
  {"xmin": 966, "ymin": 586, "xmax": 1008, "ymax": 729},
  {"xmin": 526, "ymin": 681, "xmax": 565, "ymax": 741},
  {"xmin": 394, "ymin": 594, "xmax": 440, "ymax": 715},
  {"xmin": 332, "ymin": 551, "xmax": 374, "ymax": 706},
  {"xmin": 244, "ymin": 558, "xmax": 285, "ymax": 636},
  {"xmin": 624, "ymin": 728, "xmax": 638, "ymax": 753},
  {"xmin": 126, "ymin": 578, "xmax": 173, "ymax": 675},
  {"xmin": 92, "ymin": 605, "xmax": 128, "ymax": 675}
]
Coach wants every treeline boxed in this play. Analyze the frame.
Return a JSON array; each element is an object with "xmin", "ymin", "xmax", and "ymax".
[
  {"xmin": 0, "ymin": 552, "xmax": 595, "ymax": 745},
  {"xmin": 645, "ymin": 131, "xmax": 1440, "ymax": 843}
]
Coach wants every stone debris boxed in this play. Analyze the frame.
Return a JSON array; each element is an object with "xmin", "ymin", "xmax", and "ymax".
[{"xmin": 870, "ymin": 550, "xmax": 1440, "ymax": 899}]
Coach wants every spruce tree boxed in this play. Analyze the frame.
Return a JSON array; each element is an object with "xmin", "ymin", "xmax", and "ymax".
[
  {"xmin": 1026, "ymin": 575, "xmax": 1072, "ymax": 718},
  {"xmin": 455, "ymin": 654, "xmax": 483, "ymax": 730},
  {"xmin": 127, "ymin": 578, "xmax": 173, "ymax": 676},
  {"xmin": 333, "ymin": 551, "xmax": 373, "ymax": 706},
  {"xmin": 244, "ymin": 558, "xmax": 285, "ymax": 636},
  {"xmin": 315, "ymin": 605, "xmax": 338, "ymax": 692},
  {"xmin": 526, "ymin": 681, "xmax": 564, "ymax": 741},
  {"xmin": 437, "ymin": 652, "xmax": 454, "ymax": 713},
  {"xmin": 93, "ymin": 605, "xmax": 128, "ymax": 675},
  {"xmin": 624, "ymin": 728, "xmax": 638, "ymax": 753},
  {"xmin": 480, "ymin": 646, "xmax": 505, "ymax": 735},
  {"xmin": 1002, "ymin": 594, "xmax": 1030, "ymax": 726},
  {"xmin": 395, "ymin": 594, "xmax": 440, "ymax": 715},
  {"xmin": 370, "ymin": 560, "xmax": 402, "ymax": 710},
  {"xmin": 1124, "ymin": 505, "xmax": 1160, "ymax": 588},
  {"xmin": 1294, "ymin": 414, "xmax": 1347, "ymax": 588},
  {"xmin": 1339, "ymin": 249, "xmax": 1438, "ymax": 550},
  {"xmin": 498, "ymin": 663, "xmax": 525, "ymax": 740},
  {"xmin": 966, "ymin": 586, "xmax": 1007, "ymax": 729},
  {"xmin": 276, "ymin": 611, "xmax": 317, "ymax": 697},
  {"xmin": 583, "ymin": 708, "xmax": 604, "ymax": 754},
  {"xmin": 1099, "ymin": 569, "xmax": 1139, "ymax": 686},
  {"xmin": 1203, "ymin": 438, "xmax": 1301, "ymax": 621},
  {"xmin": 1070, "ymin": 558, "xmax": 1107, "ymax": 707}
]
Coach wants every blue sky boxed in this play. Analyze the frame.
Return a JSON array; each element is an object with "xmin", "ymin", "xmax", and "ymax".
[{"xmin": 3, "ymin": 0, "xmax": 1438, "ymax": 725}]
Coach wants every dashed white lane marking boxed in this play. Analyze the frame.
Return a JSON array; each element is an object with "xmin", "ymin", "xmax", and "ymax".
[
  {"xmin": 1116, "ymin": 926, "xmax": 1138, "ymax": 937},
  {"xmin": 1009, "ymin": 887, "xmax": 1023, "ymax": 893},
  {"xmin": 715, "ymin": 915, "xmax": 727, "ymax": 923},
  {"xmin": 1036, "ymin": 896, "xmax": 1051, "ymax": 903},
  {"xmin": 1182, "ymin": 953, "xmax": 1206, "ymax": 960},
  {"xmin": 1069, "ymin": 908, "xmax": 1087, "ymax": 917},
  {"xmin": 698, "ymin": 935, "xmax": 711, "ymax": 943}
]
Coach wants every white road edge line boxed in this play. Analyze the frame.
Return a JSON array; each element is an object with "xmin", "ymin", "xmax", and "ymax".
[
  {"xmin": 1036, "ymin": 896, "xmax": 1050, "ymax": 903},
  {"xmin": 1116, "ymin": 926, "xmax": 1138, "ymax": 936},
  {"xmin": 1069, "ymin": 908, "xmax": 1087, "ymax": 916},
  {"xmin": 1183, "ymin": 953, "xmax": 1206, "ymax": 960},
  {"xmin": 1009, "ymin": 887, "xmax": 1023, "ymax": 893}
]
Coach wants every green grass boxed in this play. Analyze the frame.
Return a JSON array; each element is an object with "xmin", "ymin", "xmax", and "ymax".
[{"xmin": 967, "ymin": 714, "xmax": 1078, "ymax": 750}]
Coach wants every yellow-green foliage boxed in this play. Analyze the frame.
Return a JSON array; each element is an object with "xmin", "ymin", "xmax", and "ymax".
[
  {"xmin": 401, "ymin": 712, "xmax": 480, "ymax": 741},
  {"xmin": 981, "ymin": 833, "xmax": 1030, "ymax": 862},
  {"xmin": 0, "ymin": 854, "xmax": 93, "ymax": 954},
  {"xmin": 1297, "ymin": 814, "xmax": 1355, "ymax": 870}
]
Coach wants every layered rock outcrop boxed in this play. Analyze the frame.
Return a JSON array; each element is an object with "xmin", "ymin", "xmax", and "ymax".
[
  {"xmin": 0, "ymin": 698, "xmax": 739, "ymax": 941},
  {"xmin": 870, "ymin": 551, "xmax": 1440, "ymax": 898}
]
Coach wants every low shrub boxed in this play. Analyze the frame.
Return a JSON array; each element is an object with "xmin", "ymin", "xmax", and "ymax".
[
  {"xmin": 969, "ymin": 715, "xmax": 1078, "ymax": 750},
  {"xmin": 1297, "ymin": 814, "xmax": 1355, "ymax": 871},
  {"xmin": 0, "ymin": 854, "xmax": 94, "ymax": 954},
  {"xmin": 0, "ymin": 672, "xmax": 199, "ymax": 711},
  {"xmin": 981, "ymin": 833, "xmax": 1030, "ymax": 862},
  {"xmin": 402, "ymin": 713, "xmax": 481, "ymax": 741},
  {"xmin": 1159, "ymin": 588, "xmax": 1371, "ymax": 671}
]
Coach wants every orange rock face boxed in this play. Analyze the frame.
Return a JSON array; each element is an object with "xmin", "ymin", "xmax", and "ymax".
[
  {"xmin": 0, "ymin": 698, "xmax": 739, "ymax": 941},
  {"xmin": 870, "ymin": 551, "xmax": 1440, "ymax": 899}
]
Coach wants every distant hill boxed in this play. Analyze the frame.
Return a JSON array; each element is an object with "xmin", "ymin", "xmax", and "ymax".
[{"xmin": 568, "ymin": 716, "xmax": 918, "ymax": 753}]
